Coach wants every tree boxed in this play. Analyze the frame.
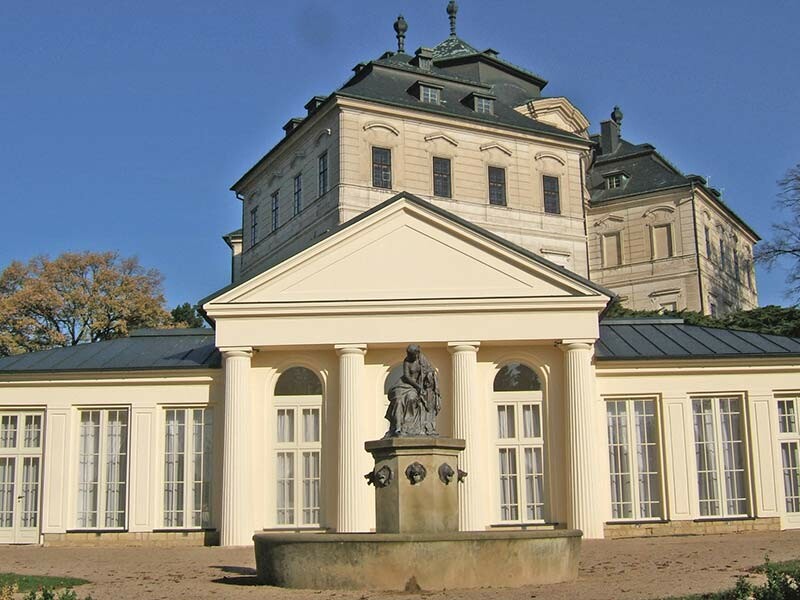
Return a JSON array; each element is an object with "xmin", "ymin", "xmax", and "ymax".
[
  {"xmin": 755, "ymin": 163, "xmax": 800, "ymax": 301},
  {"xmin": 0, "ymin": 251, "xmax": 172, "ymax": 356},
  {"xmin": 171, "ymin": 302, "xmax": 206, "ymax": 328}
]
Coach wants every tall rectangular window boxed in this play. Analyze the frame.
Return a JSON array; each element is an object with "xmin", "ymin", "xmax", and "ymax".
[
  {"xmin": 778, "ymin": 398, "xmax": 800, "ymax": 513},
  {"xmin": 705, "ymin": 226, "xmax": 712, "ymax": 258},
  {"xmin": 719, "ymin": 239, "xmax": 727, "ymax": 270},
  {"xmin": 318, "ymin": 152, "xmax": 328, "ymax": 197},
  {"xmin": 164, "ymin": 408, "xmax": 213, "ymax": 528},
  {"xmin": 542, "ymin": 175, "xmax": 560, "ymax": 214},
  {"xmin": 606, "ymin": 399, "xmax": 662, "ymax": 520},
  {"xmin": 494, "ymin": 398, "xmax": 545, "ymax": 523},
  {"xmin": 77, "ymin": 409, "xmax": 128, "ymax": 529},
  {"xmin": 652, "ymin": 224, "xmax": 673, "ymax": 259},
  {"xmin": 602, "ymin": 232, "xmax": 621, "ymax": 267},
  {"xmin": 733, "ymin": 248, "xmax": 740, "ymax": 281},
  {"xmin": 276, "ymin": 406, "xmax": 321, "ymax": 526},
  {"xmin": 488, "ymin": 166, "xmax": 506, "ymax": 206},
  {"xmin": 249, "ymin": 207, "xmax": 258, "ymax": 247},
  {"xmin": 692, "ymin": 396, "xmax": 748, "ymax": 517},
  {"xmin": 433, "ymin": 157, "xmax": 451, "ymax": 198},
  {"xmin": 271, "ymin": 191, "xmax": 279, "ymax": 231},
  {"xmin": 293, "ymin": 174, "xmax": 302, "ymax": 216},
  {"xmin": 372, "ymin": 147, "xmax": 392, "ymax": 189}
]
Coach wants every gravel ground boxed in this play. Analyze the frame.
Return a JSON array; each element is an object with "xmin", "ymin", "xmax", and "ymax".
[{"xmin": 1, "ymin": 530, "xmax": 799, "ymax": 600}]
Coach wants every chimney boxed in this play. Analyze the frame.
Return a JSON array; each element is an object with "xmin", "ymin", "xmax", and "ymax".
[
  {"xmin": 599, "ymin": 105, "xmax": 623, "ymax": 155},
  {"xmin": 411, "ymin": 47, "xmax": 434, "ymax": 70}
]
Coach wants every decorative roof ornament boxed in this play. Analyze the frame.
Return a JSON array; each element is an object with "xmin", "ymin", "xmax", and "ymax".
[
  {"xmin": 611, "ymin": 105, "xmax": 623, "ymax": 126},
  {"xmin": 447, "ymin": 1, "xmax": 458, "ymax": 37},
  {"xmin": 394, "ymin": 15, "xmax": 408, "ymax": 53}
]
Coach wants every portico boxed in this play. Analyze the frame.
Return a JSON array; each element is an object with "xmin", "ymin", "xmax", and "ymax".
[{"xmin": 203, "ymin": 192, "xmax": 611, "ymax": 545}]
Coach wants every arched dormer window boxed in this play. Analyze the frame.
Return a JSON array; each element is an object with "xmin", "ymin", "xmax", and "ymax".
[
  {"xmin": 274, "ymin": 366, "xmax": 323, "ymax": 527},
  {"xmin": 492, "ymin": 362, "xmax": 546, "ymax": 524}
]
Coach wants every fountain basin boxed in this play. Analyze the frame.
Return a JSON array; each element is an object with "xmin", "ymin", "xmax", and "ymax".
[{"xmin": 253, "ymin": 528, "xmax": 581, "ymax": 590}]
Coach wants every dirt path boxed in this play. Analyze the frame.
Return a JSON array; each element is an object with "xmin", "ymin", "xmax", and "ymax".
[{"xmin": 2, "ymin": 530, "xmax": 799, "ymax": 600}]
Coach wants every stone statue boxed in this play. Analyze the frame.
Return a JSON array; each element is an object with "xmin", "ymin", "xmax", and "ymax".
[{"xmin": 385, "ymin": 344, "xmax": 441, "ymax": 437}]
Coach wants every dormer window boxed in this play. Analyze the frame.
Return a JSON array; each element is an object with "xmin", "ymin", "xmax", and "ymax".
[
  {"xmin": 604, "ymin": 172, "xmax": 628, "ymax": 190},
  {"xmin": 420, "ymin": 84, "xmax": 442, "ymax": 104},
  {"xmin": 475, "ymin": 96, "xmax": 494, "ymax": 114}
]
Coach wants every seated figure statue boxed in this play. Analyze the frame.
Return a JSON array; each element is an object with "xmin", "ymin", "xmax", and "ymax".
[{"xmin": 385, "ymin": 344, "xmax": 441, "ymax": 437}]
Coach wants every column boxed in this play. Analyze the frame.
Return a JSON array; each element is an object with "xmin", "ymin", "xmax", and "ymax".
[
  {"xmin": 335, "ymin": 344, "xmax": 367, "ymax": 532},
  {"xmin": 448, "ymin": 342, "xmax": 481, "ymax": 531},
  {"xmin": 220, "ymin": 347, "xmax": 253, "ymax": 546},
  {"xmin": 559, "ymin": 340, "xmax": 604, "ymax": 539}
]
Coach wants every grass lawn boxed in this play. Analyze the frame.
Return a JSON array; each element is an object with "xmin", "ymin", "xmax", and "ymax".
[{"xmin": 0, "ymin": 573, "xmax": 89, "ymax": 593}]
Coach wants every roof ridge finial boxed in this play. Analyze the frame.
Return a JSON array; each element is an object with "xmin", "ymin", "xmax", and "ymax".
[
  {"xmin": 447, "ymin": 1, "xmax": 458, "ymax": 37},
  {"xmin": 611, "ymin": 105, "xmax": 623, "ymax": 126},
  {"xmin": 393, "ymin": 15, "xmax": 408, "ymax": 53}
]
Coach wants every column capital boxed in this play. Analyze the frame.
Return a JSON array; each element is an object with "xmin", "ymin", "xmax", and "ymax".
[
  {"xmin": 557, "ymin": 339, "xmax": 594, "ymax": 352},
  {"xmin": 447, "ymin": 341, "xmax": 480, "ymax": 354},
  {"xmin": 334, "ymin": 344, "xmax": 367, "ymax": 356},
  {"xmin": 219, "ymin": 346, "xmax": 253, "ymax": 359}
]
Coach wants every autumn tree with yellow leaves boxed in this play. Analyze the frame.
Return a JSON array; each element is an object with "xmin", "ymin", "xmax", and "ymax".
[{"xmin": 0, "ymin": 251, "xmax": 173, "ymax": 356}]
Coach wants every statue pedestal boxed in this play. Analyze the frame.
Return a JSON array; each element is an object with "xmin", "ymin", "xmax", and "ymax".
[{"xmin": 365, "ymin": 437, "xmax": 465, "ymax": 534}]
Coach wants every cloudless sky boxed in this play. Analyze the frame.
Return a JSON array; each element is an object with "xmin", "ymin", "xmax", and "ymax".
[{"xmin": 1, "ymin": 1, "xmax": 799, "ymax": 309}]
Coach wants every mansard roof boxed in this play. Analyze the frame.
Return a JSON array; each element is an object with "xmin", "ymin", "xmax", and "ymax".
[{"xmin": 588, "ymin": 135, "xmax": 759, "ymax": 240}]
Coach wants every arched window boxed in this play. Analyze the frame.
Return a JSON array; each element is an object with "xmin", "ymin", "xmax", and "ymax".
[
  {"xmin": 492, "ymin": 362, "xmax": 546, "ymax": 524},
  {"xmin": 273, "ymin": 367, "xmax": 322, "ymax": 527}
]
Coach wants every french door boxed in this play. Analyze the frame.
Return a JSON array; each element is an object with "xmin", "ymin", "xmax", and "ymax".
[{"xmin": 0, "ymin": 411, "xmax": 44, "ymax": 544}]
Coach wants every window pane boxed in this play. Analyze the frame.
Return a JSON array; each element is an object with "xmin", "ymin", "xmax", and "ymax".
[
  {"xmin": 318, "ymin": 152, "xmax": 328, "ymax": 196},
  {"xmin": 493, "ymin": 363, "xmax": 540, "ymax": 391},
  {"xmin": 718, "ymin": 398, "xmax": 747, "ymax": 515},
  {"xmin": 0, "ymin": 416, "xmax": 17, "ymax": 449},
  {"xmin": 78, "ymin": 411, "xmax": 101, "ymax": 528},
  {"xmin": 164, "ymin": 409, "xmax": 186, "ymax": 527},
  {"xmin": 488, "ymin": 166, "xmax": 506, "ymax": 206},
  {"xmin": 293, "ymin": 174, "xmax": 302, "ymax": 216},
  {"xmin": 104, "ymin": 410, "xmax": 128, "ymax": 528},
  {"xmin": 276, "ymin": 367, "xmax": 322, "ymax": 396},
  {"xmin": 607, "ymin": 401, "xmax": 633, "ymax": 519},
  {"xmin": 276, "ymin": 452, "xmax": 295, "ymax": 525},
  {"xmin": 543, "ymin": 175, "xmax": 560, "ymax": 214},
  {"xmin": 303, "ymin": 409, "xmax": 320, "ymax": 443},
  {"xmin": 433, "ymin": 157, "xmax": 451, "ymax": 198},
  {"xmin": 302, "ymin": 451, "xmax": 320, "ymax": 525},
  {"xmin": 524, "ymin": 447, "xmax": 544, "ymax": 521},
  {"xmin": 372, "ymin": 147, "xmax": 392, "ymax": 189},
  {"xmin": 782, "ymin": 441, "xmax": 800, "ymax": 513},
  {"xmin": 693, "ymin": 399, "xmax": 720, "ymax": 516},
  {"xmin": 779, "ymin": 399, "xmax": 797, "ymax": 434},
  {"xmin": 277, "ymin": 409, "xmax": 295, "ymax": 443},
  {"xmin": 0, "ymin": 458, "xmax": 15, "ymax": 528},
  {"xmin": 497, "ymin": 405, "xmax": 515, "ymax": 439},
  {"xmin": 498, "ymin": 448, "xmax": 518, "ymax": 521},
  {"xmin": 23, "ymin": 415, "xmax": 42, "ymax": 449},
  {"xmin": 522, "ymin": 405, "xmax": 541, "ymax": 439},
  {"xmin": 21, "ymin": 457, "xmax": 40, "ymax": 528}
]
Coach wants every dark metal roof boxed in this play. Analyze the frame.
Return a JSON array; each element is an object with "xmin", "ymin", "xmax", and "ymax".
[
  {"xmin": 0, "ymin": 329, "xmax": 220, "ymax": 374},
  {"xmin": 597, "ymin": 318, "xmax": 800, "ymax": 360},
  {"xmin": 337, "ymin": 61, "xmax": 584, "ymax": 144}
]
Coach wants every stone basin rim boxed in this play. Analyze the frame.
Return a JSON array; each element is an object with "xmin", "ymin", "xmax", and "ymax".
[{"xmin": 253, "ymin": 528, "xmax": 582, "ymax": 544}]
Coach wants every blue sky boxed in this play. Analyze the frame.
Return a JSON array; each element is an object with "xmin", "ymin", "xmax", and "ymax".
[{"xmin": 1, "ymin": 1, "xmax": 799, "ymax": 309}]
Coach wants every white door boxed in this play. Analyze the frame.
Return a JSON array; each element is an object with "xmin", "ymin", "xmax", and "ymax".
[{"xmin": 0, "ymin": 412, "xmax": 43, "ymax": 544}]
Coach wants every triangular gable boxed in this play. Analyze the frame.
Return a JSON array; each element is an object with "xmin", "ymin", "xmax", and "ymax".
[{"xmin": 203, "ymin": 193, "xmax": 610, "ymax": 312}]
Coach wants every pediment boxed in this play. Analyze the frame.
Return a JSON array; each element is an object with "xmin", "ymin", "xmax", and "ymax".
[{"xmin": 205, "ymin": 194, "xmax": 607, "ymax": 309}]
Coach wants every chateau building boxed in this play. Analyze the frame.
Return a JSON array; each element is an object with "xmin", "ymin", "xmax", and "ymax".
[{"xmin": 0, "ymin": 5, "xmax": 796, "ymax": 550}]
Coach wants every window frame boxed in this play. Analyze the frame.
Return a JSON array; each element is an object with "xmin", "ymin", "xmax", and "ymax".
[
  {"xmin": 75, "ymin": 407, "xmax": 130, "ymax": 531},
  {"xmin": 249, "ymin": 206, "xmax": 258, "ymax": 248},
  {"xmin": 491, "ymin": 364, "xmax": 547, "ymax": 526},
  {"xmin": 419, "ymin": 84, "xmax": 442, "ymax": 105},
  {"xmin": 605, "ymin": 396, "xmax": 665, "ymax": 522},
  {"xmin": 271, "ymin": 191, "xmax": 279, "ymax": 232},
  {"xmin": 488, "ymin": 166, "xmax": 506, "ymax": 206},
  {"xmin": 474, "ymin": 96, "xmax": 494, "ymax": 114},
  {"xmin": 293, "ymin": 173, "xmax": 302, "ymax": 217},
  {"xmin": 601, "ymin": 231, "xmax": 622, "ymax": 268},
  {"xmin": 691, "ymin": 395, "xmax": 751, "ymax": 519},
  {"xmin": 162, "ymin": 407, "xmax": 214, "ymax": 530},
  {"xmin": 273, "ymin": 368, "xmax": 324, "ymax": 529},
  {"xmin": 432, "ymin": 156, "xmax": 452, "ymax": 198},
  {"xmin": 542, "ymin": 175, "xmax": 561, "ymax": 215},
  {"xmin": 777, "ymin": 396, "xmax": 800, "ymax": 514},
  {"xmin": 372, "ymin": 147, "xmax": 392, "ymax": 190},
  {"xmin": 318, "ymin": 151, "xmax": 328, "ymax": 197}
]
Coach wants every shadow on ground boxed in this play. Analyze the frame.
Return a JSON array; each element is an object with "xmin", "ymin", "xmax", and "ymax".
[{"xmin": 211, "ymin": 565, "xmax": 261, "ymax": 586}]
